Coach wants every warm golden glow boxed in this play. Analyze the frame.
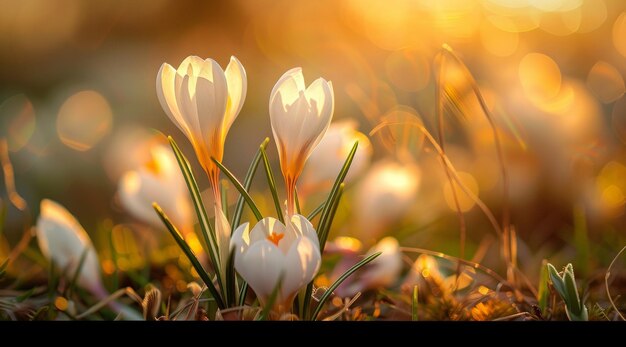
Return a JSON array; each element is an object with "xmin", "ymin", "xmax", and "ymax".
[
  {"xmin": 57, "ymin": 90, "xmax": 112, "ymax": 151},
  {"xmin": 443, "ymin": 171, "xmax": 479, "ymax": 212}
]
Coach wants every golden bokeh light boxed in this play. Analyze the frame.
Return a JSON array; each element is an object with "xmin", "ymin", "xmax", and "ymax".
[
  {"xmin": 613, "ymin": 12, "xmax": 626, "ymax": 58},
  {"xmin": 0, "ymin": 95, "xmax": 36, "ymax": 152},
  {"xmin": 480, "ymin": 21, "xmax": 519, "ymax": 57},
  {"xmin": 56, "ymin": 90, "xmax": 113, "ymax": 151},
  {"xmin": 519, "ymin": 52, "xmax": 562, "ymax": 104},
  {"xmin": 443, "ymin": 171, "xmax": 479, "ymax": 212},
  {"xmin": 587, "ymin": 61, "xmax": 625, "ymax": 104},
  {"xmin": 611, "ymin": 97, "xmax": 626, "ymax": 144}
]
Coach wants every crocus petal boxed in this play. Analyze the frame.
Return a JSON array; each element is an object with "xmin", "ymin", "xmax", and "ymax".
[
  {"xmin": 224, "ymin": 56, "xmax": 247, "ymax": 130},
  {"xmin": 237, "ymin": 240, "xmax": 286, "ymax": 303},
  {"xmin": 249, "ymin": 217, "xmax": 284, "ymax": 244},
  {"xmin": 283, "ymin": 236, "xmax": 321, "ymax": 299},
  {"xmin": 231, "ymin": 222, "xmax": 250, "ymax": 254},
  {"xmin": 156, "ymin": 63, "xmax": 189, "ymax": 136},
  {"xmin": 196, "ymin": 59, "xmax": 228, "ymax": 144},
  {"xmin": 289, "ymin": 214, "xmax": 320, "ymax": 248},
  {"xmin": 36, "ymin": 199, "xmax": 102, "ymax": 293},
  {"xmin": 270, "ymin": 67, "xmax": 305, "ymax": 108}
]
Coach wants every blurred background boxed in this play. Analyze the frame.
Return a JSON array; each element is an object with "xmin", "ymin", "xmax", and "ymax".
[{"xmin": 2, "ymin": 0, "xmax": 626, "ymax": 284}]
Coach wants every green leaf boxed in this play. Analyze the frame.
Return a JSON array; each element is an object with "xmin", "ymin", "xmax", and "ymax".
[
  {"xmin": 232, "ymin": 138, "xmax": 268, "ymax": 227},
  {"xmin": 537, "ymin": 259, "xmax": 549, "ymax": 314},
  {"xmin": 66, "ymin": 248, "xmax": 89, "ymax": 297},
  {"xmin": 256, "ymin": 273, "xmax": 284, "ymax": 321},
  {"xmin": 317, "ymin": 141, "xmax": 358, "ymax": 249},
  {"xmin": 220, "ymin": 180, "xmax": 229, "ymax": 221},
  {"xmin": 318, "ymin": 184, "xmax": 344, "ymax": 252},
  {"xmin": 168, "ymin": 137, "xmax": 221, "ymax": 282},
  {"xmin": 153, "ymin": 202, "xmax": 225, "ymax": 309},
  {"xmin": 412, "ymin": 285, "xmax": 419, "ymax": 321},
  {"xmin": 16, "ymin": 288, "xmax": 35, "ymax": 303},
  {"xmin": 311, "ymin": 251, "xmax": 381, "ymax": 320},
  {"xmin": 212, "ymin": 158, "xmax": 263, "ymax": 221},
  {"xmin": 294, "ymin": 188, "xmax": 302, "ymax": 215},
  {"xmin": 238, "ymin": 281, "xmax": 248, "ymax": 307},
  {"xmin": 260, "ymin": 146, "xmax": 284, "ymax": 223},
  {"xmin": 225, "ymin": 249, "xmax": 236, "ymax": 307},
  {"xmin": 563, "ymin": 267, "xmax": 582, "ymax": 315},
  {"xmin": 547, "ymin": 263, "xmax": 567, "ymax": 299},
  {"xmin": 306, "ymin": 201, "xmax": 325, "ymax": 220}
]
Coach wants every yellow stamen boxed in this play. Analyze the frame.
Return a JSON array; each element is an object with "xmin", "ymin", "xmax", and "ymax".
[{"xmin": 267, "ymin": 233, "xmax": 284, "ymax": 246}]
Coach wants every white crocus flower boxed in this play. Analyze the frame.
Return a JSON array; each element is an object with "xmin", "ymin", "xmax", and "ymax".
[
  {"xmin": 118, "ymin": 144, "xmax": 194, "ymax": 237},
  {"xmin": 231, "ymin": 214, "xmax": 321, "ymax": 311},
  {"xmin": 269, "ymin": 68, "xmax": 334, "ymax": 215},
  {"xmin": 156, "ymin": 55, "xmax": 246, "ymax": 203},
  {"xmin": 36, "ymin": 199, "xmax": 142, "ymax": 320},
  {"xmin": 36, "ymin": 199, "xmax": 102, "ymax": 293},
  {"xmin": 299, "ymin": 120, "xmax": 372, "ymax": 197}
]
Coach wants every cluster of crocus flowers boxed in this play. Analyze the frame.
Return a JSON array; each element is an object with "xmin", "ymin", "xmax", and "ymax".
[{"xmin": 156, "ymin": 57, "xmax": 334, "ymax": 314}]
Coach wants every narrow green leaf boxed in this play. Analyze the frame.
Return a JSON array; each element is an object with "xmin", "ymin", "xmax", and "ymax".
[
  {"xmin": 220, "ymin": 180, "xmax": 229, "ymax": 222},
  {"xmin": 257, "ymin": 273, "xmax": 284, "ymax": 321},
  {"xmin": 238, "ymin": 281, "xmax": 248, "ymax": 307},
  {"xmin": 153, "ymin": 203, "xmax": 225, "ymax": 309},
  {"xmin": 311, "ymin": 251, "xmax": 381, "ymax": 320},
  {"xmin": 16, "ymin": 288, "xmax": 35, "ymax": 303},
  {"xmin": 563, "ymin": 268, "xmax": 582, "ymax": 315},
  {"xmin": 232, "ymin": 138, "xmax": 268, "ymax": 227},
  {"xmin": 225, "ymin": 249, "xmax": 236, "ymax": 307},
  {"xmin": 547, "ymin": 263, "xmax": 567, "ymax": 299},
  {"xmin": 537, "ymin": 259, "xmax": 549, "ymax": 313},
  {"xmin": 318, "ymin": 184, "xmax": 344, "ymax": 252},
  {"xmin": 66, "ymin": 248, "xmax": 89, "ymax": 297},
  {"xmin": 212, "ymin": 157, "xmax": 263, "ymax": 221},
  {"xmin": 168, "ymin": 137, "xmax": 221, "ymax": 280},
  {"xmin": 260, "ymin": 146, "xmax": 284, "ymax": 223},
  {"xmin": 412, "ymin": 285, "xmax": 419, "ymax": 321},
  {"xmin": 317, "ymin": 141, "xmax": 358, "ymax": 247},
  {"xmin": 294, "ymin": 188, "xmax": 302, "ymax": 215},
  {"xmin": 306, "ymin": 201, "xmax": 325, "ymax": 220}
]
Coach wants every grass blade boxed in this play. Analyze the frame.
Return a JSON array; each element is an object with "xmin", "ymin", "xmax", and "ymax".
[
  {"xmin": 261, "ymin": 146, "xmax": 284, "ymax": 223},
  {"xmin": 225, "ymin": 249, "xmax": 236, "ymax": 307},
  {"xmin": 168, "ymin": 137, "xmax": 221, "ymax": 280},
  {"xmin": 66, "ymin": 248, "xmax": 89, "ymax": 297},
  {"xmin": 212, "ymin": 158, "xmax": 263, "ymax": 221},
  {"xmin": 306, "ymin": 201, "xmax": 325, "ymax": 220},
  {"xmin": 318, "ymin": 184, "xmax": 344, "ymax": 252},
  {"xmin": 232, "ymin": 138, "xmax": 268, "ymax": 227},
  {"xmin": 317, "ymin": 141, "xmax": 358, "ymax": 248},
  {"xmin": 220, "ymin": 180, "xmax": 229, "ymax": 221},
  {"xmin": 153, "ymin": 203, "xmax": 225, "ymax": 309},
  {"xmin": 412, "ymin": 285, "xmax": 419, "ymax": 321},
  {"xmin": 311, "ymin": 251, "xmax": 381, "ymax": 320},
  {"xmin": 238, "ymin": 281, "xmax": 249, "ymax": 307},
  {"xmin": 294, "ymin": 188, "xmax": 302, "ymax": 215}
]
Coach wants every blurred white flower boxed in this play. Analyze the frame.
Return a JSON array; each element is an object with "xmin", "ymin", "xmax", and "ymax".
[
  {"xmin": 36, "ymin": 199, "xmax": 143, "ymax": 320},
  {"xmin": 299, "ymin": 120, "xmax": 372, "ymax": 197},
  {"xmin": 231, "ymin": 214, "xmax": 321, "ymax": 311},
  {"xmin": 36, "ymin": 199, "xmax": 102, "ymax": 293},
  {"xmin": 330, "ymin": 237, "xmax": 403, "ymax": 297},
  {"xmin": 354, "ymin": 160, "xmax": 421, "ymax": 240},
  {"xmin": 269, "ymin": 67, "xmax": 334, "ymax": 215},
  {"xmin": 156, "ymin": 55, "xmax": 246, "ymax": 201},
  {"xmin": 118, "ymin": 144, "xmax": 194, "ymax": 237}
]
